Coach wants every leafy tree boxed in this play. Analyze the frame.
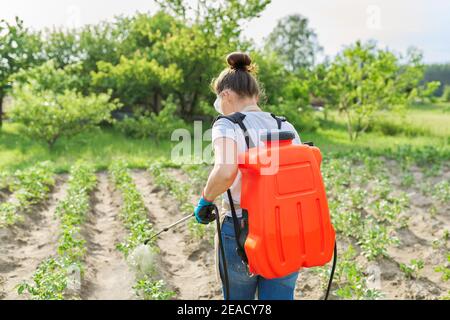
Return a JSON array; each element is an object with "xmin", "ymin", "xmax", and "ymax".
[
  {"xmin": 42, "ymin": 21, "xmax": 125, "ymax": 95},
  {"xmin": 265, "ymin": 14, "xmax": 322, "ymax": 72},
  {"xmin": 8, "ymin": 62, "xmax": 120, "ymax": 148},
  {"xmin": 251, "ymin": 50, "xmax": 289, "ymax": 106},
  {"xmin": 12, "ymin": 60, "xmax": 84, "ymax": 93},
  {"xmin": 153, "ymin": 24, "xmax": 227, "ymax": 117},
  {"xmin": 0, "ymin": 17, "xmax": 43, "ymax": 127},
  {"xmin": 326, "ymin": 41, "xmax": 439, "ymax": 140},
  {"xmin": 92, "ymin": 54, "xmax": 182, "ymax": 113},
  {"xmin": 151, "ymin": 1, "xmax": 271, "ymax": 117},
  {"xmin": 155, "ymin": 0, "xmax": 270, "ymax": 40},
  {"xmin": 42, "ymin": 28, "xmax": 81, "ymax": 68},
  {"xmin": 308, "ymin": 61, "xmax": 339, "ymax": 120},
  {"xmin": 442, "ymin": 85, "xmax": 450, "ymax": 102},
  {"xmin": 423, "ymin": 63, "xmax": 450, "ymax": 97}
]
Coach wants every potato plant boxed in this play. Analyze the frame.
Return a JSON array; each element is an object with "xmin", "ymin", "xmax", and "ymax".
[
  {"xmin": 109, "ymin": 161, "xmax": 154, "ymax": 255},
  {"xmin": 0, "ymin": 162, "xmax": 55, "ymax": 227},
  {"xmin": 18, "ymin": 162, "xmax": 97, "ymax": 299},
  {"xmin": 434, "ymin": 254, "xmax": 450, "ymax": 282},
  {"xmin": 149, "ymin": 161, "xmax": 213, "ymax": 241},
  {"xmin": 331, "ymin": 245, "xmax": 382, "ymax": 299},
  {"xmin": 109, "ymin": 161, "xmax": 174, "ymax": 300},
  {"xmin": 400, "ymin": 259, "xmax": 425, "ymax": 279}
]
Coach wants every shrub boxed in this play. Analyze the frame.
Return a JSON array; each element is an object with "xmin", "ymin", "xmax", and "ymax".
[
  {"xmin": 9, "ymin": 85, "xmax": 120, "ymax": 148},
  {"xmin": 115, "ymin": 98, "xmax": 186, "ymax": 141},
  {"xmin": 368, "ymin": 118, "xmax": 430, "ymax": 137},
  {"xmin": 442, "ymin": 85, "xmax": 450, "ymax": 102}
]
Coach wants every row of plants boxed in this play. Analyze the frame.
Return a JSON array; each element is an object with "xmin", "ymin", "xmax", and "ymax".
[
  {"xmin": 148, "ymin": 161, "xmax": 213, "ymax": 241},
  {"xmin": 324, "ymin": 151, "xmax": 450, "ymax": 299},
  {"xmin": 314, "ymin": 156, "xmax": 409, "ymax": 299},
  {"xmin": 17, "ymin": 162, "xmax": 97, "ymax": 299},
  {"xmin": 323, "ymin": 156, "xmax": 408, "ymax": 260},
  {"xmin": 0, "ymin": 162, "xmax": 55, "ymax": 227},
  {"xmin": 109, "ymin": 160, "xmax": 174, "ymax": 300}
]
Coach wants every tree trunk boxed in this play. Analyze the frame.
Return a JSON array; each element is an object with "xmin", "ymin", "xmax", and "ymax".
[
  {"xmin": 0, "ymin": 91, "xmax": 4, "ymax": 128},
  {"xmin": 152, "ymin": 91, "xmax": 162, "ymax": 114},
  {"xmin": 345, "ymin": 110, "xmax": 356, "ymax": 141}
]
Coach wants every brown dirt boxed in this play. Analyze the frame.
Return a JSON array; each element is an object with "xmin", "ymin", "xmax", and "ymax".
[
  {"xmin": 0, "ymin": 176, "xmax": 67, "ymax": 300},
  {"xmin": 80, "ymin": 172, "xmax": 136, "ymax": 300},
  {"xmin": 131, "ymin": 170, "xmax": 222, "ymax": 300},
  {"xmin": 1, "ymin": 160, "xmax": 448, "ymax": 300}
]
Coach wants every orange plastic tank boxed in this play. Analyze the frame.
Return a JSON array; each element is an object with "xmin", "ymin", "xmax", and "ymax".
[{"xmin": 238, "ymin": 134, "xmax": 335, "ymax": 279}]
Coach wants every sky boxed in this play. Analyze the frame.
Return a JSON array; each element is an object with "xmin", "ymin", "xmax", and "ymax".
[{"xmin": 1, "ymin": 0, "xmax": 449, "ymax": 64}]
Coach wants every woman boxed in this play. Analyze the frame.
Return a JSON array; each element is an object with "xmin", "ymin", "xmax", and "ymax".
[{"xmin": 194, "ymin": 52, "xmax": 302, "ymax": 300}]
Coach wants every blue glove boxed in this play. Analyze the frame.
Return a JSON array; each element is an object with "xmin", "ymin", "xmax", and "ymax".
[{"xmin": 194, "ymin": 196, "xmax": 216, "ymax": 224}]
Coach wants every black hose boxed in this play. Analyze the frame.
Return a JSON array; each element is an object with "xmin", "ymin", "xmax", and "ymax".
[
  {"xmin": 324, "ymin": 242, "xmax": 337, "ymax": 300},
  {"xmin": 214, "ymin": 205, "xmax": 230, "ymax": 300}
]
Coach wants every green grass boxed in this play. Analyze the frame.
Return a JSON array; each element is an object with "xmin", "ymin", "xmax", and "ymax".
[
  {"xmin": 301, "ymin": 103, "xmax": 449, "ymax": 154},
  {"xmin": 0, "ymin": 102, "xmax": 449, "ymax": 173},
  {"xmin": 0, "ymin": 123, "xmax": 173, "ymax": 173}
]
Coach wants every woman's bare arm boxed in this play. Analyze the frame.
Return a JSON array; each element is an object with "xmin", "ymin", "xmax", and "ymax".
[{"xmin": 203, "ymin": 137, "xmax": 239, "ymax": 201}]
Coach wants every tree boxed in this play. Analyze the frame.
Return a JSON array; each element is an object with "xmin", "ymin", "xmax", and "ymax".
[
  {"xmin": 326, "ymin": 41, "xmax": 439, "ymax": 141},
  {"xmin": 265, "ymin": 14, "xmax": 322, "ymax": 72},
  {"xmin": 8, "ymin": 61, "xmax": 120, "ymax": 148},
  {"xmin": 91, "ymin": 54, "xmax": 182, "ymax": 113},
  {"xmin": 423, "ymin": 63, "xmax": 450, "ymax": 97},
  {"xmin": 250, "ymin": 50, "xmax": 289, "ymax": 106},
  {"xmin": 152, "ymin": 1, "xmax": 271, "ymax": 117},
  {"xmin": 0, "ymin": 17, "xmax": 43, "ymax": 127}
]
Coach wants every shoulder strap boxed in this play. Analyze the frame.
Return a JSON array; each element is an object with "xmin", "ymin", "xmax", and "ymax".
[
  {"xmin": 270, "ymin": 113, "xmax": 287, "ymax": 130},
  {"xmin": 214, "ymin": 112, "xmax": 254, "ymax": 149}
]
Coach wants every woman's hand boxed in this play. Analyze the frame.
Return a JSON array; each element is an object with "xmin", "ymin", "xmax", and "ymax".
[{"xmin": 194, "ymin": 196, "xmax": 216, "ymax": 224}]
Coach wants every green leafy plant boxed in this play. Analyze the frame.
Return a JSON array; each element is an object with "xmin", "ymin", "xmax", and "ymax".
[
  {"xmin": 133, "ymin": 278, "xmax": 175, "ymax": 300},
  {"xmin": 149, "ymin": 161, "xmax": 213, "ymax": 241},
  {"xmin": 434, "ymin": 254, "xmax": 450, "ymax": 282},
  {"xmin": 19, "ymin": 162, "xmax": 96, "ymax": 299},
  {"xmin": 400, "ymin": 259, "xmax": 425, "ymax": 279},
  {"xmin": 333, "ymin": 245, "xmax": 382, "ymax": 299},
  {"xmin": 0, "ymin": 162, "xmax": 55, "ymax": 227},
  {"xmin": 9, "ymin": 61, "xmax": 120, "ymax": 148},
  {"xmin": 109, "ymin": 160, "xmax": 174, "ymax": 300}
]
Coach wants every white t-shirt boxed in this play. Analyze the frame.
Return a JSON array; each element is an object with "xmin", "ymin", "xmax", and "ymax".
[{"xmin": 211, "ymin": 111, "xmax": 302, "ymax": 217}]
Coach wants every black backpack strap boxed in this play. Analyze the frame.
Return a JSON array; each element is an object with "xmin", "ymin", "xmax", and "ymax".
[
  {"xmin": 270, "ymin": 113, "xmax": 287, "ymax": 130},
  {"xmin": 226, "ymin": 190, "xmax": 248, "ymax": 264},
  {"xmin": 213, "ymin": 112, "xmax": 254, "ymax": 149},
  {"xmin": 213, "ymin": 113, "xmax": 253, "ymax": 264}
]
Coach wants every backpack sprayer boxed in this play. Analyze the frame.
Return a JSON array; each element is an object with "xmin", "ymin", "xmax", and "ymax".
[{"xmin": 132, "ymin": 112, "xmax": 337, "ymax": 300}]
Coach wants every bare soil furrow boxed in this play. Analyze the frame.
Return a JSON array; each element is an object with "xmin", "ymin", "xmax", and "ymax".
[
  {"xmin": 0, "ymin": 176, "xmax": 67, "ymax": 300},
  {"xmin": 81, "ymin": 172, "xmax": 136, "ymax": 300}
]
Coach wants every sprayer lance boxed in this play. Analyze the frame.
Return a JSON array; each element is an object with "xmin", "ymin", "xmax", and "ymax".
[{"xmin": 144, "ymin": 213, "xmax": 195, "ymax": 245}]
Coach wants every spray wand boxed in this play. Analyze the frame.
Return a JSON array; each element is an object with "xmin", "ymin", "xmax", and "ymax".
[{"xmin": 144, "ymin": 213, "xmax": 195, "ymax": 245}]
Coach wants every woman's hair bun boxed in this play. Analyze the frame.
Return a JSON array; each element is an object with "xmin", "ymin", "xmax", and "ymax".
[{"xmin": 226, "ymin": 52, "xmax": 253, "ymax": 72}]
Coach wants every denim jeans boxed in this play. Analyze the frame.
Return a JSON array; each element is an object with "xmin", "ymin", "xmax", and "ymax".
[{"xmin": 218, "ymin": 217, "xmax": 299, "ymax": 300}]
